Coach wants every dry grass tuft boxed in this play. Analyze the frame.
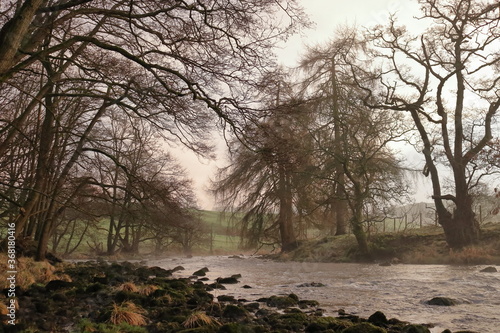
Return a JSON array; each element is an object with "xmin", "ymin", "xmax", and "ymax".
[
  {"xmin": 140, "ymin": 285, "xmax": 159, "ymax": 296},
  {"xmin": 448, "ymin": 246, "xmax": 495, "ymax": 265},
  {"xmin": 109, "ymin": 301, "xmax": 147, "ymax": 326},
  {"xmin": 182, "ymin": 311, "xmax": 220, "ymax": 328},
  {"xmin": 0, "ymin": 254, "xmax": 69, "ymax": 290},
  {"xmin": 117, "ymin": 282, "xmax": 139, "ymax": 293}
]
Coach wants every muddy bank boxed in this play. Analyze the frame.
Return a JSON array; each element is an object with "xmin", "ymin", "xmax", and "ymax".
[{"xmin": 0, "ymin": 260, "xmax": 471, "ymax": 333}]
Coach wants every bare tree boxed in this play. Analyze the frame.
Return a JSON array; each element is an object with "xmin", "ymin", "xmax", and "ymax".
[
  {"xmin": 353, "ymin": 0, "xmax": 500, "ymax": 248},
  {"xmin": 214, "ymin": 86, "xmax": 312, "ymax": 252},
  {"xmin": 0, "ymin": 1, "xmax": 308, "ymax": 259}
]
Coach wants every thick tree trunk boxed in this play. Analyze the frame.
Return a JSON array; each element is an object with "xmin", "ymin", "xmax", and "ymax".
[
  {"xmin": 0, "ymin": 0, "xmax": 45, "ymax": 78},
  {"xmin": 438, "ymin": 193, "xmax": 480, "ymax": 249},
  {"xmin": 350, "ymin": 199, "xmax": 369, "ymax": 257}
]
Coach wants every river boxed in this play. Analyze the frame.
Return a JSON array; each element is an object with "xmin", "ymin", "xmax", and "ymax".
[{"xmin": 146, "ymin": 255, "xmax": 500, "ymax": 333}]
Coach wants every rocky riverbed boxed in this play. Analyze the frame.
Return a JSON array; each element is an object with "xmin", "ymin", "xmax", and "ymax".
[{"xmin": 0, "ymin": 260, "xmax": 474, "ymax": 333}]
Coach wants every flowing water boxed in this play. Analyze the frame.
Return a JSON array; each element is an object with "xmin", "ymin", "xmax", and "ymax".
[{"xmin": 147, "ymin": 256, "xmax": 500, "ymax": 333}]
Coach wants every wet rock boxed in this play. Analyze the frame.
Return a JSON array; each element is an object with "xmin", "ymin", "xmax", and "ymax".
[
  {"xmin": 305, "ymin": 322, "xmax": 328, "ymax": 332},
  {"xmin": 242, "ymin": 285, "xmax": 252, "ymax": 289},
  {"xmin": 309, "ymin": 316, "xmax": 352, "ymax": 331},
  {"xmin": 222, "ymin": 304, "xmax": 249, "ymax": 320},
  {"xmin": 342, "ymin": 322, "xmax": 387, "ymax": 332},
  {"xmin": 297, "ymin": 282, "xmax": 326, "ymax": 287},
  {"xmin": 173, "ymin": 265, "xmax": 185, "ymax": 272},
  {"xmin": 426, "ymin": 297, "xmax": 459, "ymax": 306},
  {"xmin": 243, "ymin": 302, "xmax": 260, "ymax": 312},
  {"xmin": 217, "ymin": 295, "xmax": 237, "ymax": 303},
  {"xmin": 401, "ymin": 324, "xmax": 431, "ymax": 333},
  {"xmin": 45, "ymin": 280, "xmax": 73, "ymax": 291},
  {"xmin": 265, "ymin": 295, "xmax": 298, "ymax": 309},
  {"xmin": 480, "ymin": 266, "xmax": 497, "ymax": 273},
  {"xmin": 85, "ymin": 282, "xmax": 106, "ymax": 293},
  {"xmin": 368, "ymin": 311, "xmax": 388, "ymax": 326},
  {"xmin": 298, "ymin": 299, "xmax": 320, "ymax": 309},
  {"xmin": 338, "ymin": 310, "xmax": 360, "ymax": 322},
  {"xmin": 193, "ymin": 267, "xmax": 209, "ymax": 276},
  {"xmin": 208, "ymin": 282, "xmax": 226, "ymax": 290},
  {"xmin": 51, "ymin": 292, "xmax": 68, "ymax": 302},
  {"xmin": 255, "ymin": 308, "xmax": 274, "ymax": 319},
  {"xmin": 147, "ymin": 266, "xmax": 173, "ymax": 277},
  {"xmin": 269, "ymin": 312, "xmax": 309, "ymax": 331},
  {"xmin": 216, "ymin": 276, "xmax": 239, "ymax": 284}
]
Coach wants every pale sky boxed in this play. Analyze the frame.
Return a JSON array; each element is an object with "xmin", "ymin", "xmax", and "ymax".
[{"xmin": 181, "ymin": 0, "xmax": 429, "ymax": 210}]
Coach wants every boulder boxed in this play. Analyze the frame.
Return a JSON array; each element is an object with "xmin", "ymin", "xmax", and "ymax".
[
  {"xmin": 217, "ymin": 295, "xmax": 237, "ymax": 303},
  {"xmin": 216, "ymin": 276, "xmax": 239, "ymax": 284},
  {"xmin": 480, "ymin": 266, "xmax": 497, "ymax": 273},
  {"xmin": 222, "ymin": 304, "xmax": 249, "ymax": 320},
  {"xmin": 368, "ymin": 311, "xmax": 388, "ymax": 326},
  {"xmin": 265, "ymin": 295, "xmax": 298, "ymax": 309},
  {"xmin": 192, "ymin": 267, "xmax": 209, "ymax": 276}
]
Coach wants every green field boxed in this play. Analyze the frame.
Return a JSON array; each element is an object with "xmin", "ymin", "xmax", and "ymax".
[{"xmin": 50, "ymin": 210, "xmax": 244, "ymax": 258}]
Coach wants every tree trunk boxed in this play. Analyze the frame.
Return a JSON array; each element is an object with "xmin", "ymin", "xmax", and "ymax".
[
  {"xmin": 331, "ymin": 59, "xmax": 347, "ymax": 236},
  {"xmin": 0, "ymin": 0, "xmax": 45, "ymax": 78},
  {"xmin": 278, "ymin": 167, "xmax": 297, "ymax": 252},
  {"xmin": 350, "ymin": 198, "xmax": 369, "ymax": 257},
  {"xmin": 438, "ymin": 178, "xmax": 480, "ymax": 249}
]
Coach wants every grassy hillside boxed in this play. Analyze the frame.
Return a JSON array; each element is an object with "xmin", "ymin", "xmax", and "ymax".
[{"xmin": 277, "ymin": 222, "xmax": 500, "ymax": 265}]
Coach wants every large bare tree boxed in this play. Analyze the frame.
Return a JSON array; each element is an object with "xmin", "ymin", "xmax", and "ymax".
[
  {"xmin": 354, "ymin": 0, "xmax": 500, "ymax": 248},
  {"xmin": 0, "ymin": 0, "xmax": 308, "ymax": 259}
]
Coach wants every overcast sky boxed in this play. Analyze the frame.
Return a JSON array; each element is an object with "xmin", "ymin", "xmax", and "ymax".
[{"xmin": 183, "ymin": 0, "xmax": 429, "ymax": 210}]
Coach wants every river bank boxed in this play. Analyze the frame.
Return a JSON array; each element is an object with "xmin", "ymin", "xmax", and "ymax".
[
  {"xmin": 277, "ymin": 223, "xmax": 500, "ymax": 265},
  {"xmin": 2, "ymin": 256, "xmax": 498, "ymax": 333}
]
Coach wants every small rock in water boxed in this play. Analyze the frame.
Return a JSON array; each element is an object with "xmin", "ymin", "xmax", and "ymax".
[
  {"xmin": 192, "ymin": 267, "xmax": 209, "ymax": 276},
  {"xmin": 217, "ymin": 276, "xmax": 239, "ymax": 284},
  {"xmin": 480, "ymin": 266, "xmax": 497, "ymax": 273},
  {"xmin": 426, "ymin": 297, "xmax": 459, "ymax": 306},
  {"xmin": 297, "ymin": 282, "xmax": 326, "ymax": 287}
]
